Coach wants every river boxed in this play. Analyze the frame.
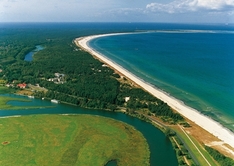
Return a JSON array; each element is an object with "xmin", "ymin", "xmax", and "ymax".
[
  {"xmin": 24, "ymin": 45, "xmax": 44, "ymax": 61},
  {"xmin": 0, "ymin": 94, "xmax": 178, "ymax": 166}
]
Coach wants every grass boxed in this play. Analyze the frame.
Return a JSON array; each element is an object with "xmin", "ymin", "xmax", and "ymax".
[
  {"xmin": 0, "ymin": 96, "xmax": 31, "ymax": 109},
  {"xmin": 0, "ymin": 114, "xmax": 150, "ymax": 166},
  {"xmin": 172, "ymin": 126, "xmax": 218, "ymax": 166},
  {"xmin": 0, "ymin": 86, "xmax": 37, "ymax": 110},
  {"xmin": 0, "ymin": 86, "xmax": 15, "ymax": 94},
  {"xmin": 0, "ymin": 96, "xmax": 53, "ymax": 110}
]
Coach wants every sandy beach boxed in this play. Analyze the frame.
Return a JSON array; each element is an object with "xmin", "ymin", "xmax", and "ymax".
[{"xmin": 74, "ymin": 33, "xmax": 234, "ymax": 149}]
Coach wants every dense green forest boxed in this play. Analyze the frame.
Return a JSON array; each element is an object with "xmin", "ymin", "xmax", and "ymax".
[
  {"xmin": 205, "ymin": 146, "xmax": 234, "ymax": 166},
  {"xmin": 0, "ymin": 23, "xmax": 184, "ymax": 123}
]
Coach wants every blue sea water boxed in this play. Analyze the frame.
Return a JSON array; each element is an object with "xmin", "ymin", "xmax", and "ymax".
[
  {"xmin": 1, "ymin": 22, "xmax": 233, "ymax": 129},
  {"xmin": 1, "ymin": 22, "xmax": 233, "ymax": 165},
  {"xmin": 89, "ymin": 25, "xmax": 234, "ymax": 129}
]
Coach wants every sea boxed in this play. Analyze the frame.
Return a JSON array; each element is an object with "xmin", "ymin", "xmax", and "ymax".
[
  {"xmin": 1, "ymin": 22, "xmax": 233, "ymax": 129},
  {"xmin": 89, "ymin": 23, "xmax": 234, "ymax": 131},
  {"xmin": 1, "ymin": 22, "xmax": 233, "ymax": 165}
]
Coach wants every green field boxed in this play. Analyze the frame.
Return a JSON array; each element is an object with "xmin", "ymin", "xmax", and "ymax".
[
  {"xmin": 172, "ymin": 127, "xmax": 218, "ymax": 166},
  {"xmin": 0, "ymin": 114, "xmax": 150, "ymax": 166},
  {"xmin": 0, "ymin": 96, "xmax": 53, "ymax": 110},
  {"xmin": 0, "ymin": 86, "xmax": 14, "ymax": 94},
  {"xmin": 0, "ymin": 96, "xmax": 31, "ymax": 110}
]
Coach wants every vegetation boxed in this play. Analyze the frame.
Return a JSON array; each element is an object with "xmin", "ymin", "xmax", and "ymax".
[
  {"xmin": 0, "ymin": 23, "xmax": 184, "ymax": 124},
  {"xmin": 171, "ymin": 127, "xmax": 218, "ymax": 166},
  {"xmin": 0, "ymin": 23, "xmax": 188, "ymax": 165},
  {"xmin": 205, "ymin": 146, "xmax": 234, "ymax": 166},
  {"xmin": 0, "ymin": 96, "xmax": 53, "ymax": 110},
  {"xmin": 0, "ymin": 114, "xmax": 150, "ymax": 166},
  {"xmin": 0, "ymin": 96, "xmax": 28, "ymax": 109},
  {"xmin": 0, "ymin": 86, "xmax": 15, "ymax": 94}
]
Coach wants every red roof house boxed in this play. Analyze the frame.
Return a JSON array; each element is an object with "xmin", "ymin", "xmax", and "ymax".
[{"xmin": 17, "ymin": 83, "xmax": 27, "ymax": 89}]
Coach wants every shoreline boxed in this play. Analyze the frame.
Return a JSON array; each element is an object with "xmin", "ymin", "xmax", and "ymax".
[{"xmin": 74, "ymin": 33, "xmax": 234, "ymax": 149}]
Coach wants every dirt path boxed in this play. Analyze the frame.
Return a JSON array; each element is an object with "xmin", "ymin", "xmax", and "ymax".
[{"xmin": 179, "ymin": 125, "xmax": 212, "ymax": 166}]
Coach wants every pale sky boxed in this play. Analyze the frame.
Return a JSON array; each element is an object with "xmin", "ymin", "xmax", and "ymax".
[{"xmin": 0, "ymin": 0, "xmax": 234, "ymax": 23}]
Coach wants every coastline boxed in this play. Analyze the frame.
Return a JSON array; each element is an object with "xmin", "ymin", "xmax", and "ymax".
[{"xmin": 74, "ymin": 34, "xmax": 234, "ymax": 149}]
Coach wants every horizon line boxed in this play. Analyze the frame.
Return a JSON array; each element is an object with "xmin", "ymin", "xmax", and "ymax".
[{"xmin": 0, "ymin": 21, "xmax": 233, "ymax": 25}]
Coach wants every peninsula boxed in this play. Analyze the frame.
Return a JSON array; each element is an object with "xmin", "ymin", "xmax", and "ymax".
[{"xmin": 75, "ymin": 34, "xmax": 234, "ymax": 151}]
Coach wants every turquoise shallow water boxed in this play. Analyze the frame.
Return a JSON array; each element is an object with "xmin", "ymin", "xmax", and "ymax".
[{"xmin": 89, "ymin": 29, "xmax": 234, "ymax": 130}]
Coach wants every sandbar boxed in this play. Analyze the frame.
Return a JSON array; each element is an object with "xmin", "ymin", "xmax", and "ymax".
[{"xmin": 74, "ymin": 33, "xmax": 234, "ymax": 149}]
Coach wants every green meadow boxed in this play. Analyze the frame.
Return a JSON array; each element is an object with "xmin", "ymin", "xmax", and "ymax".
[
  {"xmin": 0, "ymin": 86, "xmax": 14, "ymax": 94},
  {"xmin": 0, "ymin": 96, "xmax": 31, "ymax": 110},
  {"xmin": 0, "ymin": 114, "xmax": 150, "ymax": 166},
  {"xmin": 0, "ymin": 96, "xmax": 54, "ymax": 110},
  {"xmin": 0, "ymin": 86, "xmax": 31, "ymax": 110}
]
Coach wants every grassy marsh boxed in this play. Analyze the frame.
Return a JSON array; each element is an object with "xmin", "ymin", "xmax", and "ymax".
[{"xmin": 0, "ymin": 114, "xmax": 150, "ymax": 166}]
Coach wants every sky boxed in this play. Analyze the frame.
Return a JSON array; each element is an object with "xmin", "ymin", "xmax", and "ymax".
[{"xmin": 0, "ymin": 0, "xmax": 234, "ymax": 23}]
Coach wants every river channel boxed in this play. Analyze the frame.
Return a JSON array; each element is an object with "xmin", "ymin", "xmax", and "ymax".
[
  {"xmin": 1, "ymin": 94, "xmax": 178, "ymax": 166},
  {"xmin": 24, "ymin": 45, "xmax": 44, "ymax": 61}
]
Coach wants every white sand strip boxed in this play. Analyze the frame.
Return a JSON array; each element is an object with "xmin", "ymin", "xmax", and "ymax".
[{"xmin": 74, "ymin": 33, "xmax": 234, "ymax": 149}]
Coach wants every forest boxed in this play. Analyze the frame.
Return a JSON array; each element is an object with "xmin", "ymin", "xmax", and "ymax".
[
  {"xmin": 205, "ymin": 146, "xmax": 234, "ymax": 166},
  {"xmin": 0, "ymin": 23, "xmax": 184, "ymax": 123}
]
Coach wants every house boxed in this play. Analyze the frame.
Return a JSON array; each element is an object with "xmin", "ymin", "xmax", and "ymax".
[
  {"xmin": 102, "ymin": 64, "xmax": 108, "ymax": 67},
  {"xmin": 6, "ymin": 84, "xmax": 14, "ymax": 88},
  {"xmin": 48, "ymin": 73, "xmax": 65, "ymax": 84},
  {"xmin": 54, "ymin": 73, "xmax": 65, "ymax": 78},
  {"xmin": 17, "ymin": 83, "xmax": 27, "ymax": 89},
  {"xmin": 125, "ymin": 97, "xmax": 130, "ymax": 102}
]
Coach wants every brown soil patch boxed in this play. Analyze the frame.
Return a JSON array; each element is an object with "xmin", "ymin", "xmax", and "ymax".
[
  {"xmin": 2, "ymin": 141, "xmax": 10, "ymax": 145},
  {"xmin": 184, "ymin": 119, "xmax": 220, "ymax": 143},
  {"xmin": 16, "ymin": 89, "xmax": 33, "ymax": 96},
  {"xmin": 184, "ymin": 118, "xmax": 234, "ymax": 159}
]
